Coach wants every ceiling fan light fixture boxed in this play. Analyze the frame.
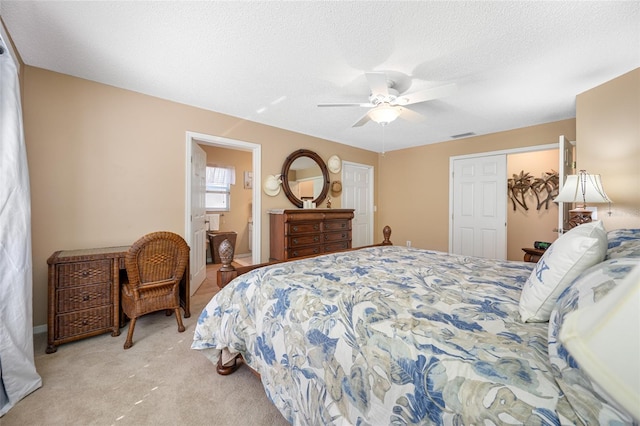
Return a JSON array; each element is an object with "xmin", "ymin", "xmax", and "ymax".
[{"xmin": 369, "ymin": 103, "xmax": 400, "ymax": 125}]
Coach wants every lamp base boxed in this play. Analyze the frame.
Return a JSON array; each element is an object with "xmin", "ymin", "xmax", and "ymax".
[{"xmin": 566, "ymin": 208, "xmax": 593, "ymax": 229}]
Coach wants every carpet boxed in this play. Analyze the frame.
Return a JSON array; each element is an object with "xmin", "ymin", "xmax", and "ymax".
[{"xmin": 1, "ymin": 266, "xmax": 288, "ymax": 425}]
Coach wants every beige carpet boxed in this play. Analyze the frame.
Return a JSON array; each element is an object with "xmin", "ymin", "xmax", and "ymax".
[{"xmin": 2, "ymin": 264, "xmax": 288, "ymax": 425}]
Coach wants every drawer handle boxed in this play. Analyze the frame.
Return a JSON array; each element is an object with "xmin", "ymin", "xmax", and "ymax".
[
  {"xmin": 325, "ymin": 235, "xmax": 329, "ymax": 240},
  {"xmin": 342, "ymin": 233, "xmax": 346, "ymax": 238},
  {"xmin": 293, "ymin": 226, "xmax": 298, "ymax": 232},
  {"xmin": 314, "ymin": 236, "xmax": 319, "ymax": 242},
  {"xmin": 313, "ymin": 248, "xmax": 319, "ymax": 254},
  {"xmin": 293, "ymin": 238, "xmax": 298, "ymax": 244},
  {"xmin": 314, "ymin": 224, "xmax": 319, "ymax": 230},
  {"xmin": 83, "ymin": 295, "xmax": 90, "ymax": 301},
  {"xmin": 292, "ymin": 251, "xmax": 298, "ymax": 257},
  {"xmin": 82, "ymin": 320, "xmax": 89, "ymax": 326},
  {"xmin": 82, "ymin": 271, "xmax": 89, "ymax": 277},
  {"xmin": 341, "ymin": 223, "xmax": 346, "ymax": 228}
]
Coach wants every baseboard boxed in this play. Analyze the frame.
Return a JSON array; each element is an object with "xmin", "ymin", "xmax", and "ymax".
[{"xmin": 34, "ymin": 324, "xmax": 47, "ymax": 335}]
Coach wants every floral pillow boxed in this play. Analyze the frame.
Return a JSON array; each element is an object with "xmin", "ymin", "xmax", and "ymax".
[
  {"xmin": 605, "ymin": 228, "xmax": 640, "ymax": 259},
  {"xmin": 548, "ymin": 257, "xmax": 639, "ymax": 425}
]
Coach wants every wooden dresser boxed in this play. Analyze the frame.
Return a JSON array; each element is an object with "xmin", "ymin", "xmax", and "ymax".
[{"xmin": 269, "ymin": 209, "xmax": 354, "ymax": 261}]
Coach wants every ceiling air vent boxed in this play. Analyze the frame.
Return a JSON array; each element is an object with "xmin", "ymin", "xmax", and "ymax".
[{"xmin": 451, "ymin": 132, "xmax": 476, "ymax": 139}]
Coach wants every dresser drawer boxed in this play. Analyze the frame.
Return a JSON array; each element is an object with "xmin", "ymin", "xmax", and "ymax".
[
  {"xmin": 56, "ymin": 260, "xmax": 112, "ymax": 288},
  {"xmin": 323, "ymin": 220, "xmax": 351, "ymax": 231},
  {"xmin": 324, "ymin": 241, "xmax": 350, "ymax": 252},
  {"xmin": 287, "ymin": 221, "xmax": 321, "ymax": 235},
  {"xmin": 56, "ymin": 282, "xmax": 112, "ymax": 313},
  {"xmin": 288, "ymin": 246, "xmax": 321, "ymax": 258},
  {"xmin": 289, "ymin": 234, "xmax": 321, "ymax": 248},
  {"xmin": 55, "ymin": 306, "xmax": 113, "ymax": 339},
  {"xmin": 323, "ymin": 231, "xmax": 350, "ymax": 242}
]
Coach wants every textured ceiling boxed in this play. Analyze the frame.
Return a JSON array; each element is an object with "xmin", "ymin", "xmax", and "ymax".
[{"xmin": 2, "ymin": 1, "xmax": 639, "ymax": 152}]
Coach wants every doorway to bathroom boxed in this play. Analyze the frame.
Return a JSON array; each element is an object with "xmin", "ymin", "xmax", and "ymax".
[{"xmin": 185, "ymin": 131, "xmax": 261, "ymax": 294}]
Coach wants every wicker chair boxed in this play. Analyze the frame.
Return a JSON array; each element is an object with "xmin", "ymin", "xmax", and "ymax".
[{"xmin": 121, "ymin": 231, "xmax": 190, "ymax": 349}]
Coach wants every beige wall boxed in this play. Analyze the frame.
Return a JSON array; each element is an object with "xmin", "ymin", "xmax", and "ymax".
[
  {"xmin": 377, "ymin": 120, "xmax": 576, "ymax": 251},
  {"xmin": 20, "ymin": 62, "xmax": 640, "ymax": 330},
  {"xmin": 576, "ymin": 68, "xmax": 640, "ymax": 229},
  {"xmin": 506, "ymin": 149, "xmax": 559, "ymax": 261},
  {"xmin": 23, "ymin": 66, "xmax": 378, "ymax": 328},
  {"xmin": 200, "ymin": 145, "xmax": 253, "ymax": 255}
]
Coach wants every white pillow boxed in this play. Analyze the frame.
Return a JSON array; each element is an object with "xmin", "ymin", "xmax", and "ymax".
[
  {"xmin": 519, "ymin": 221, "xmax": 607, "ymax": 322},
  {"xmin": 560, "ymin": 262, "xmax": 640, "ymax": 422}
]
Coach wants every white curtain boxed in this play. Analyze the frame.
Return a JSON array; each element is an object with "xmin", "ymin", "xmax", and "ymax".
[
  {"xmin": 206, "ymin": 165, "xmax": 236, "ymax": 188},
  {"xmin": 0, "ymin": 32, "xmax": 42, "ymax": 416}
]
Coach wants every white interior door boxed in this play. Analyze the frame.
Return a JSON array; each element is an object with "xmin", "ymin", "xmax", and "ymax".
[
  {"xmin": 190, "ymin": 142, "xmax": 207, "ymax": 289},
  {"xmin": 451, "ymin": 154, "xmax": 507, "ymax": 259},
  {"xmin": 342, "ymin": 161, "xmax": 374, "ymax": 247},
  {"xmin": 557, "ymin": 135, "xmax": 575, "ymax": 234}
]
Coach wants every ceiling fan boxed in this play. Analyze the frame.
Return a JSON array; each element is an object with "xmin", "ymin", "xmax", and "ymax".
[{"xmin": 318, "ymin": 71, "xmax": 456, "ymax": 127}]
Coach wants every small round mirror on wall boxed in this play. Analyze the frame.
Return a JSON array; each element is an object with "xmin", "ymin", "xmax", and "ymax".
[{"xmin": 281, "ymin": 149, "xmax": 330, "ymax": 208}]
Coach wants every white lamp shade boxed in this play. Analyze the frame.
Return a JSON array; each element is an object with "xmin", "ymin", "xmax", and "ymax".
[
  {"xmin": 560, "ymin": 264, "xmax": 640, "ymax": 421},
  {"xmin": 369, "ymin": 104, "xmax": 400, "ymax": 124},
  {"xmin": 554, "ymin": 172, "xmax": 612, "ymax": 204}
]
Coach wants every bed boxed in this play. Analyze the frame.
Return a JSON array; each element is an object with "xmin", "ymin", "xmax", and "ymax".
[{"xmin": 192, "ymin": 224, "xmax": 640, "ymax": 425}]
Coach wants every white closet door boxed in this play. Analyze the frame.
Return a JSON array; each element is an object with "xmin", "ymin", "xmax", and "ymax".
[{"xmin": 452, "ymin": 154, "xmax": 507, "ymax": 259}]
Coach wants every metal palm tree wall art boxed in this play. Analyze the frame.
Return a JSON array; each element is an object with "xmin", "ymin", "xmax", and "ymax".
[{"xmin": 508, "ymin": 170, "xmax": 559, "ymax": 211}]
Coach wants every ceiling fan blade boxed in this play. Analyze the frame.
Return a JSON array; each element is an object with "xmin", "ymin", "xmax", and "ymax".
[
  {"xmin": 365, "ymin": 72, "xmax": 389, "ymax": 97},
  {"xmin": 352, "ymin": 111, "xmax": 372, "ymax": 127},
  {"xmin": 398, "ymin": 106, "xmax": 424, "ymax": 123},
  {"xmin": 318, "ymin": 102, "xmax": 375, "ymax": 108},
  {"xmin": 395, "ymin": 83, "xmax": 457, "ymax": 106}
]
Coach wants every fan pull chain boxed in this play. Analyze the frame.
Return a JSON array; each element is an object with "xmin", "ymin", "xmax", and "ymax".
[{"xmin": 381, "ymin": 122, "xmax": 386, "ymax": 156}]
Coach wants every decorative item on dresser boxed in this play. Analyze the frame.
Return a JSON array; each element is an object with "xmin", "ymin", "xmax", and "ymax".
[
  {"xmin": 268, "ymin": 208, "xmax": 354, "ymax": 261},
  {"xmin": 46, "ymin": 245, "xmax": 190, "ymax": 353}
]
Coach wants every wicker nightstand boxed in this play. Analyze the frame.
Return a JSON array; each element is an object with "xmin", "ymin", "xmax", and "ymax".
[
  {"xmin": 522, "ymin": 247, "xmax": 546, "ymax": 263},
  {"xmin": 46, "ymin": 247, "xmax": 127, "ymax": 353}
]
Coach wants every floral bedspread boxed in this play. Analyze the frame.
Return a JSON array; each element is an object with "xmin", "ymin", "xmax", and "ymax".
[{"xmin": 192, "ymin": 246, "xmax": 578, "ymax": 425}]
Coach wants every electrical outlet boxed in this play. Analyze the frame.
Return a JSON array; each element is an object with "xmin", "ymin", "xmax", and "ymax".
[{"xmin": 406, "ymin": 240, "xmax": 411, "ymax": 247}]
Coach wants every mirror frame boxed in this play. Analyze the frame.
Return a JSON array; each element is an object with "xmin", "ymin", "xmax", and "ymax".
[{"xmin": 281, "ymin": 149, "xmax": 330, "ymax": 208}]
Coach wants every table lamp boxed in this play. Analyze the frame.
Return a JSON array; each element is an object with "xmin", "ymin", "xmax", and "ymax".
[{"xmin": 554, "ymin": 170, "xmax": 612, "ymax": 229}]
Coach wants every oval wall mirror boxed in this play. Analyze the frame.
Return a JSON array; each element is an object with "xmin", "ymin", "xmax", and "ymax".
[{"xmin": 281, "ymin": 149, "xmax": 330, "ymax": 208}]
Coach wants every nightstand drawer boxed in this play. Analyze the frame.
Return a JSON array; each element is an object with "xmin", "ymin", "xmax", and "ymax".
[
  {"xmin": 56, "ymin": 260, "xmax": 112, "ymax": 288},
  {"xmin": 55, "ymin": 306, "xmax": 113, "ymax": 339},
  {"xmin": 56, "ymin": 282, "xmax": 112, "ymax": 313}
]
